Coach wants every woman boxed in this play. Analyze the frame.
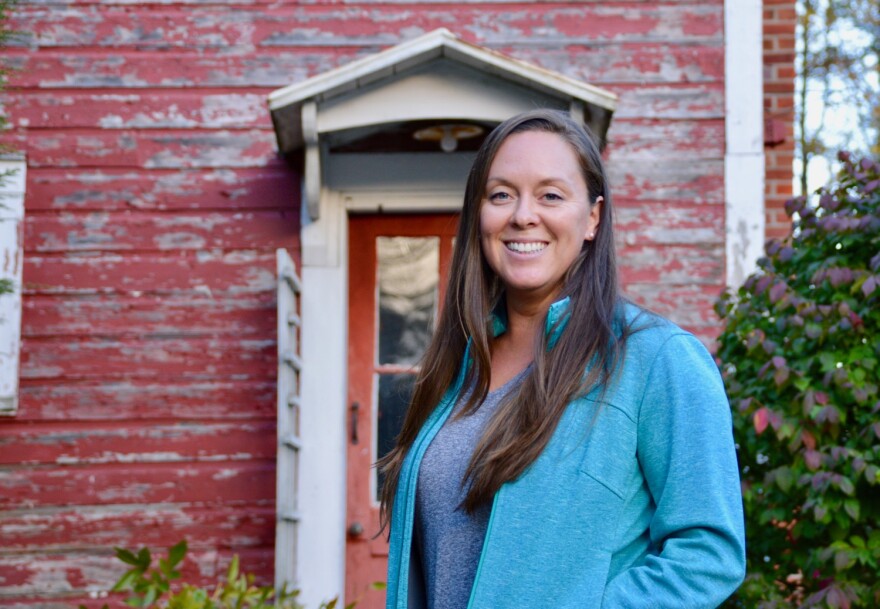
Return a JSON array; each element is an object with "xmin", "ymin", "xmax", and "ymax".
[{"xmin": 379, "ymin": 109, "xmax": 745, "ymax": 609}]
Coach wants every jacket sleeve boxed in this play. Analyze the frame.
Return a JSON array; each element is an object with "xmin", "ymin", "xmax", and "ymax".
[{"xmin": 600, "ymin": 333, "xmax": 746, "ymax": 609}]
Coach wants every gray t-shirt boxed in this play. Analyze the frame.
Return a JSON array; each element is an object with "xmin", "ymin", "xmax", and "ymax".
[{"xmin": 415, "ymin": 369, "xmax": 528, "ymax": 609}]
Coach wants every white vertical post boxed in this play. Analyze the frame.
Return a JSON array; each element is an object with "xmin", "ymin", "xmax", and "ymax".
[
  {"xmin": 725, "ymin": 0, "xmax": 766, "ymax": 287},
  {"xmin": 296, "ymin": 191, "xmax": 348, "ymax": 608}
]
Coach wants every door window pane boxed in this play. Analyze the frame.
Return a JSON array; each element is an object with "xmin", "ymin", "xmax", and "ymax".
[
  {"xmin": 377, "ymin": 237, "xmax": 439, "ymax": 366},
  {"xmin": 376, "ymin": 373, "xmax": 417, "ymax": 498}
]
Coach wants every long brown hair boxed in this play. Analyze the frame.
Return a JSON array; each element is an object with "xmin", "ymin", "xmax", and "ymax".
[{"xmin": 378, "ymin": 109, "xmax": 627, "ymax": 525}]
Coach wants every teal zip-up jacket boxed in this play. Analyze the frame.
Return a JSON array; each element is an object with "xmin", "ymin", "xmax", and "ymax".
[{"xmin": 385, "ymin": 300, "xmax": 745, "ymax": 609}]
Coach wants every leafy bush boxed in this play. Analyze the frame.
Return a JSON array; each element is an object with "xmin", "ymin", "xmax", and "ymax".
[
  {"xmin": 716, "ymin": 153, "xmax": 880, "ymax": 608},
  {"xmin": 83, "ymin": 540, "xmax": 372, "ymax": 609}
]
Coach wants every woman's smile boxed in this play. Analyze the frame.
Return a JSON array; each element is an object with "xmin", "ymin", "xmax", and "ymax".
[{"xmin": 504, "ymin": 240, "xmax": 548, "ymax": 254}]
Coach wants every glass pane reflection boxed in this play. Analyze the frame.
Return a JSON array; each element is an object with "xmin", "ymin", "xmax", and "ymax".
[
  {"xmin": 376, "ymin": 373, "xmax": 416, "ymax": 500},
  {"xmin": 377, "ymin": 237, "xmax": 439, "ymax": 366}
]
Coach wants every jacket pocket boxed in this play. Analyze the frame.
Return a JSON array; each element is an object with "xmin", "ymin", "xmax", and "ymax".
[{"xmin": 578, "ymin": 403, "xmax": 638, "ymax": 500}]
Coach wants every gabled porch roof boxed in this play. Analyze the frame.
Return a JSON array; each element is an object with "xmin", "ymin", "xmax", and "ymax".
[{"xmin": 268, "ymin": 28, "xmax": 617, "ymax": 154}]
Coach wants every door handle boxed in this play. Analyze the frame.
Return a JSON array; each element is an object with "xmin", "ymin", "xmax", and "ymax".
[{"xmin": 350, "ymin": 402, "xmax": 360, "ymax": 445}]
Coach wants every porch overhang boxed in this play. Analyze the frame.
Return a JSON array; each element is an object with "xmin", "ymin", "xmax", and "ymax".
[{"xmin": 267, "ymin": 28, "xmax": 617, "ymax": 221}]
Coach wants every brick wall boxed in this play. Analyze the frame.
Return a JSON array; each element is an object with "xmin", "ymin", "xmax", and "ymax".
[{"xmin": 764, "ymin": 0, "xmax": 798, "ymax": 241}]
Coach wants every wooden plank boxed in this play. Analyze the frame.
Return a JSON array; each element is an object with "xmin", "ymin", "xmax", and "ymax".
[
  {"xmin": 19, "ymin": 129, "xmax": 277, "ymax": 169},
  {"xmin": 23, "ymin": 251, "xmax": 284, "ymax": 294},
  {"xmin": 5, "ymin": 91, "xmax": 272, "ymax": 130},
  {"xmin": 23, "ymin": 210, "xmax": 299, "ymax": 252},
  {"xmin": 0, "ymin": 461, "xmax": 277, "ymax": 509},
  {"xmin": 609, "ymin": 159, "xmax": 724, "ymax": 203},
  {"xmin": 22, "ymin": 294, "xmax": 277, "ymax": 338},
  {"xmin": 19, "ymin": 121, "xmax": 723, "ymax": 170},
  {"xmin": 0, "ymin": 420, "xmax": 277, "ymax": 466},
  {"xmin": 25, "ymin": 167, "xmax": 301, "ymax": 213},
  {"xmin": 16, "ymin": 379, "xmax": 276, "ymax": 422},
  {"xmin": 538, "ymin": 44, "xmax": 724, "ymax": 84},
  {"xmin": 3, "ymin": 50, "xmax": 360, "ymax": 89},
  {"xmin": 618, "ymin": 244, "xmax": 724, "ymax": 285},
  {"xmin": 11, "ymin": 5, "xmax": 721, "ymax": 50},
  {"xmin": 6, "ymin": 84, "xmax": 725, "ymax": 130},
  {"xmin": 4, "ymin": 44, "xmax": 723, "ymax": 90},
  {"xmin": 615, "ymin": 200, "xmax": 724, "ymax": 246},
  {"xmin": 20, "ymin": 336, "xmax": 276, "ymax": 381},
  {"xmin": 625, "ymin": 282, "xmax": 726, "ymax": 339},
  {"xmin": 0, "ymin": 503, "xmax": 275, "ymax": 551},
  {"xmin": 612, "ymin": 83, "xmax": 724, "ymax": 119},
  {"xmin": 607, "ymin": 119, "xmax": 726, "ymax": 160},
  {"xmin": 0, "ymin": 547, "xmax": 274, "ymax": 599},
  {"xmin": 18, "ymin": 0, "xmax": 719, "ymax": 5}
]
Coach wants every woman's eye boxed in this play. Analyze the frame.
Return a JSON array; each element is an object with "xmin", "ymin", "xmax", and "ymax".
[
  {"xmin": 543, "ymin": 192, "xmax": 563, "ymax": 201},
  {"xmin": 489, "ymin": 192, "xmax": 511, "ymax": 201}
]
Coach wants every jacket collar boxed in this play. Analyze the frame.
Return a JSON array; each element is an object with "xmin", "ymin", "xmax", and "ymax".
[{"xmin": 490, "ymin": 296, "xmax": 572, "ymax": 347}]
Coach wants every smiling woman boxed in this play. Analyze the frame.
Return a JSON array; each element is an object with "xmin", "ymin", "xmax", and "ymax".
[
  {"xmin": 479, "ymin": 130, "xmax": 601, "ymax": 337},
  {"xmin": 378, "ymin": 109, "xmax": 746, "ymax": 609}
]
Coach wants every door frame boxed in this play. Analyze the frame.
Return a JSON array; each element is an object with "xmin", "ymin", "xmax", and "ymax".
[{"xmin": 296, "ymin": 187, "xmax": 461, "ymax": 608}]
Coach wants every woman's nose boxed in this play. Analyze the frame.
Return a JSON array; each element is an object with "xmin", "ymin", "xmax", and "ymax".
[{"xmin": 510, "ymin": 196, "xmax": 539, "ymax": 227}]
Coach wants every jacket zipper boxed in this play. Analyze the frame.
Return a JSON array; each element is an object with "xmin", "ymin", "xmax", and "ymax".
[{"xmin": 465, "ymin": 488, "xmax": 502, "ymax": 609}]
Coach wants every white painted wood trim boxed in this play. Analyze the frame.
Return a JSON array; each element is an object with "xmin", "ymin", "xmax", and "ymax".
[
  {"xmin": 296, "ymin": 187, "xmax": 461, "ymax": 607},
  {"xmin": 275, "ymin": 248, "xmax": 302, "ymax": 592},
  {"xmin": 0, "ymin": 158, "xmax": 26, "ymax": 416},
  {"xmin": 296, "ymin": 207, "xmax": 349, "ymax": 608},
  {"xmin": 268, "ymin": 28, "xmax": 617, "ymax": 113},
  {"xmin": 724, "ymin": 0, "xmax": 765, "ymax": 287}
]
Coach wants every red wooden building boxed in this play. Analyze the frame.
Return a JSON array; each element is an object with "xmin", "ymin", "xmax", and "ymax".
[{"xmin": 0, "ymin": 1, "xmax": 795, "ymax": 607}]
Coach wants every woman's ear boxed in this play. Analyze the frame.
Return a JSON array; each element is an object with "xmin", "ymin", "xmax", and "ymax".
[{"xmin": 585, "ymin": 196, "xmax": 604, "ymax": 241}]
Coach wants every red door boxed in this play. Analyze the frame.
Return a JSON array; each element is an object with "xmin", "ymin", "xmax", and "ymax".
[{"xmin": 346, "ymin": 213, "xmax": 458, "ymax": 609}]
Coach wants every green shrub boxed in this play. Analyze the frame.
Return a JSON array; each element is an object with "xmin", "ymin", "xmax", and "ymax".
[
  {"xmin": 716, "ymin": 153, "xmax": 880, "ymax": 608},
  {"xmin": 83, "ymin": 540, "xmax": 377, "ymax": 609}
]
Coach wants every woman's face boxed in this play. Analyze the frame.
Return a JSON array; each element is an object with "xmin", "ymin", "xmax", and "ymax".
[{"xmin": 479, "ymin": 130, "xmax": 601, "ymax": 308}]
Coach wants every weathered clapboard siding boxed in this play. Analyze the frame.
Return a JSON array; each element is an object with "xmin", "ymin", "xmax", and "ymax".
[
  {"xmin": 5, "ymin": 45, "xmax": 723, "ymax": 89},
  {"xmin": 5, "ymin": 91, "xmax": 271, "ymax": 130},
  {"xmin": 0, "ymin": 462, "xmax": 277, "ymax": 509},
  {"xmin": 609, "ymin": 159, "xmax": 725, "ymax": 204},
  {"xmin": 0, "ymin": 421, "xmax": 277, "ymax": 466},
  {"xmin": 25, "ymin": 167, "xmax": 301, "ymax": 212},
  {"xmin": 2, "ymin": 504, "xmax": 275, "ymax": 551},
  {"xmin": 0, "ymin": 548, "xmax": 273, "ymax": 602},
  {"xmin": 20, "ymin": 130, "xmax": 278, "ymax": 168},
  {"xmin": 22, "ymin": 294, "xmax": 276, "ymax": 337},
  {"xmin": 6, "ymin": 84, "xmax": 726, "ymax": 128},
  {"xmin": 24, "ymin": 211, "xmax": 298, "ymax": 252},
  {"xmin": 0, "ymin": 0, "xmax": 789, "ymax": 604},
  {"xmin": 17, "ymin": 380, "xmax": 276, "ymax": 422},
  {"xmin": 20, "ymin": 337, "xmax": 276, "ymax": 380},
  {"xmin": 13, "ymin": 5, "xmax": 723, "ymax": 49},
  {"xmin": 23, "ymin": 251, "xmax": 281, "ymax": 293}
]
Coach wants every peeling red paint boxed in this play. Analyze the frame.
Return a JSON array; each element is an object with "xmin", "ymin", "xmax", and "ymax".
[
  {"xmin": 21, "ymin": 130, "xmax": 277, "ymax": 169},
  {"xmin": 0, "ymin": 462, "xmax": 276, "ymax": 509},
  {"xmin": 26, "ymin": 166, "xmax": 301, "ymax": 212},
  {"xmin": 24, "ymin": 210, "xmax": 298, "ymax": 252},
  {"xmin": 22, "ymin": 293, "xmax": 277, "ymax": 338},
  {"xmin": 23, "ymin": 251, "xmax": 284, "ymax": 293},
  {"xmin": 12, "ymin": 5, "xmax": 724, "ymax": 50},
  {"xmin": 17, "ymin": 380, "xmax": 276, "ymax": 422},
  {"xmin": 1, "ymin": 505, "xmax": 275, "ymax": 552},
  {"xmin": 20, "ymin": 336, "xmax": 277, "ymax": 381}
]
